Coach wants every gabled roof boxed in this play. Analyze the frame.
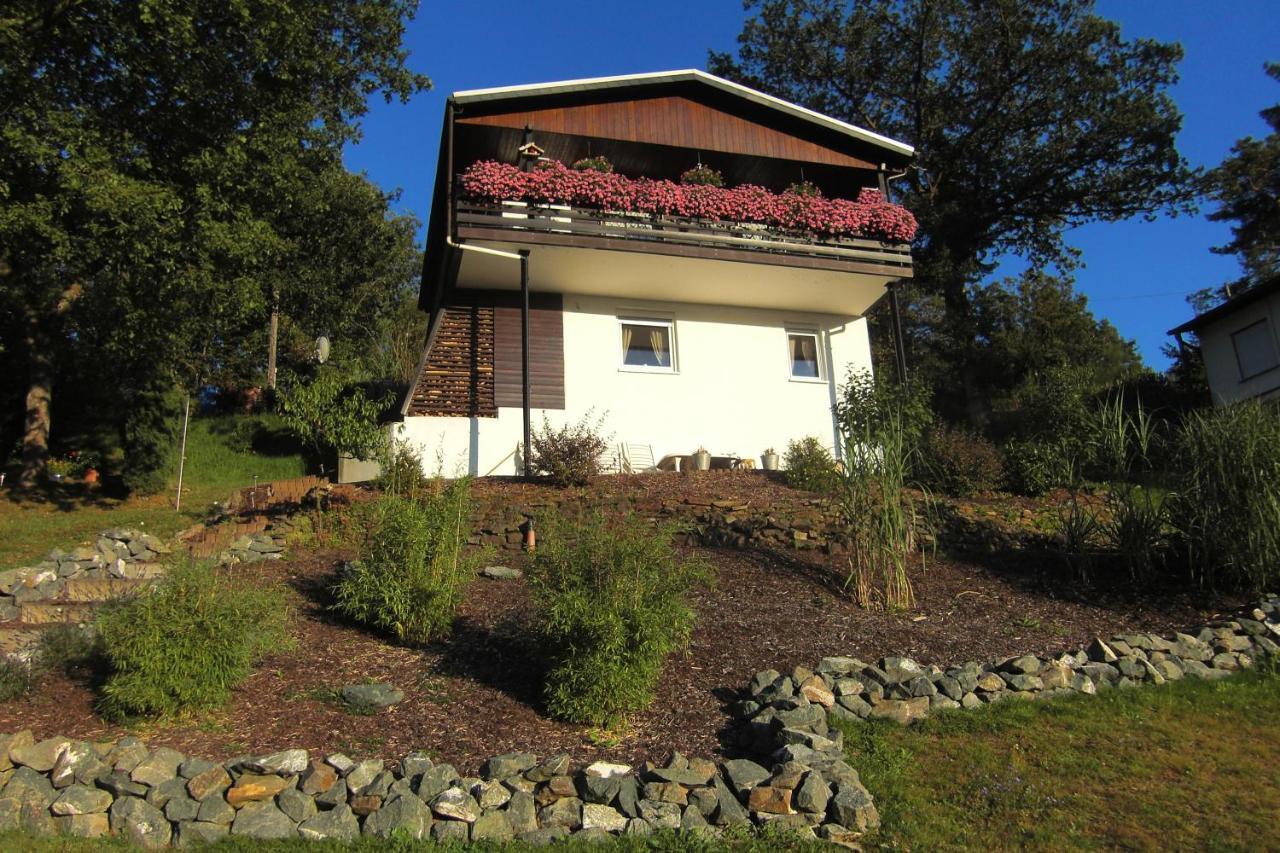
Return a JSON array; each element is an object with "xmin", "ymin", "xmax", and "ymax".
[
  {"xmin": 1168, "ymin": 276, "xmax": 1280, "ymax": 336},
  {"xmin": 452, "ymin": 69, "xmax": 915, "ymax": 161}
]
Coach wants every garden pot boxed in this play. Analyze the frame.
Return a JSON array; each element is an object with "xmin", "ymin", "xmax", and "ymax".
[
  {"xmin": 692, "ymin": 450, "xmax": 711, "ymax": 471},
  {"xmin": 761, "ymin": 452, "xmax": 780, "ymax": 471},
  {"xmin": 82, "ymin": 467, "xmax": 100, "ymax": 485}
]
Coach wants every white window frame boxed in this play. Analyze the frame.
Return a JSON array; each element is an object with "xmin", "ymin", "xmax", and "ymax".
[
  {"xmin": 786, "ymin": 329, "xmax": 825, "ymax": 383},
  {"xmin": 618, "ymin": 317, "xmax": 678, "ymax": 374},
  {"xmin": 1231, "ymin": 318, "xmax": 1280, "ymax": 381}
]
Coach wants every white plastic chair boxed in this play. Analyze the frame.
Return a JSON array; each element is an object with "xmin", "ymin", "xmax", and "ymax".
[{"xmin": 621, "ymin": 443, "xmax": 657, "ymax": 473}]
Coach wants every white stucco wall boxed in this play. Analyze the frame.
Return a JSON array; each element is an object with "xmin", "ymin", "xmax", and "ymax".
[
  {"xmin": 398, "ymin": 294, "xmax": 874, "ymax": 476},
  {"xmin": 1198, "ymin": 290, "xmax": 1280, "ymax": 406}
]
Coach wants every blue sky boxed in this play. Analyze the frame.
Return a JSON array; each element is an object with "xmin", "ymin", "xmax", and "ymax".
[{"xmin": 344, "ymin": 0, "xmax": 1277, "ymax": 368}]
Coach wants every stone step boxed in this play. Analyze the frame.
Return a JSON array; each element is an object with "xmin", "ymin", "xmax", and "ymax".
[
  {"xmin": 61, "ymin": 577, "xmax": 151, "ymax": 603},
  {"xmin": 17, "ymin": 602, "xmax": 96, "ymax": 625},
  {"xmin": 0, "ymin": 627, "xmax": 43, "ymax": 655}
]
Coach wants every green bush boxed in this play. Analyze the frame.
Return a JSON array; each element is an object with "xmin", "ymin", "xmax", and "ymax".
[
  {"xmin": 0, "ymin": 658, "xmax": 31, "ymax": 701},
  {"xmin": 333, "ymin": 481, "xmax": 484, "ymax": 645},
  {"xmin": 35, "ymin": 624, "xmax": 100, "ymax": 676},
  {"xmin": 1004, "ymin": 439, "xmax": 1074, "ymax": 496},
  {"xmin": 376, "ymin": 439, "xmax": 432, "ymax": 499},
  {"xmin": 834, "ymin": 368, "xmax": 934, "ymax": 456},
  {"xmin": 528, "ymin": 510, "xmax": 709, "ymax": 727},
  {"xmin": 1167, "ymin": 402, "xmax": 1280, "ymax": 591},
  {"xmin": 919, "ymin": 424, "xmax": 1006, "ymax": 496},
  {"xmin": 96, "ymin": 560, "xmax": 291, "ymax": 718},
  {"xmin": 529, "ymin": 412, "xmax": 611, "ymax": 487},
  {"xmin": 783, "ymin": 437, "xmax": 839, "ymax": 494},
  {"xmin": 1101, "ymin": 486, "xmax": 1169, "ymax": 583}
]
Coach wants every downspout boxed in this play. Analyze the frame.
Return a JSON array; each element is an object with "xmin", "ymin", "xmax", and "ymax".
[{"xmin": 879, "ymin": 163, "xmax": 912, "ymax": 384}]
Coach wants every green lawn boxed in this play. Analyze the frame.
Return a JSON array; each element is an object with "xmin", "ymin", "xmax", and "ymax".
[
  {"xmin": 836, "ymin": 668, "xmax": 1280, "ymax": 851},
  {"xmin": 0, "ymin": 416, "xmax": 307, "ymax": 568}
]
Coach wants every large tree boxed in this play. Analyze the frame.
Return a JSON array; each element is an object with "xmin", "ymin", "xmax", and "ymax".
[
  {"xmin": 711, "ymin": 0, "xmax": 1195, "ymax": 421},
  {"xmin": 0, "ymin": 1, "xmax": 427, "ymax": 485},
  {"xmin": 1201, "ymin": 61, "xmax": 1280, "ymax": 303}
]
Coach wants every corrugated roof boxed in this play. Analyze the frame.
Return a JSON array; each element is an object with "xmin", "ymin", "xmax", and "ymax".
[{"xmin": 452, "ymin": 69, "xmax": 915, "ymax": 160}]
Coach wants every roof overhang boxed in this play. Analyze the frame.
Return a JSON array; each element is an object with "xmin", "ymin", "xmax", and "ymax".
[
  {"xmin": 1168, "ymin": 276, "xmax": 1280, "ymax": 336},
  {"xmin": 452, "ymin": 69, "xmax": 915, "ymax": 162}
]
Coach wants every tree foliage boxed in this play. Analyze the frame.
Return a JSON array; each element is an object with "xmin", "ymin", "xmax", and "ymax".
[
  {"xmin": 711, "ymin": 0, "xmax": 1195, "ymax": 420},
  {"xmin": 0, "ymin": 1, "xmax": 428, "ymax": 484}
]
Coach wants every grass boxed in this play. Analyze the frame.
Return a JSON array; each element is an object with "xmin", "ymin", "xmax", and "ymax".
[
  {"xmin": 0, "ymin": 415, "xmax": 306, "ymax": 568},
  {"xmin": 833, "ymin": 668, "xmax": 1280, "ymax": 851}
]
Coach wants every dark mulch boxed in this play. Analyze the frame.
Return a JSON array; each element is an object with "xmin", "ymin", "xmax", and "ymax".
[{"xmin": 0, "ymin": 530, "xmax": 1234, "ymax": 775}]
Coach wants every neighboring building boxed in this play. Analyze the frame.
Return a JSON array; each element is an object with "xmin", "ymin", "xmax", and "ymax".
[
  {"xmin": 398, "ymin": 70, "xmax": 917, "ymax": 475},
  {"xmin": 1169, "ymin": 276, "xmax": 1280, "ymax": 406}
]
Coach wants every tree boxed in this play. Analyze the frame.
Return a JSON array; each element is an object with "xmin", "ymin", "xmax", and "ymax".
[
  {"xmin": 1201, "ymin": 61, "xmax": 1280, "ymax": 303},
  {"xmin": 0, "ymin": 1, "xmax": 428, "ymax": 485},
  {"xmin": 711, "ymin": 0, "xmax": 1195, "ymax": 422}
]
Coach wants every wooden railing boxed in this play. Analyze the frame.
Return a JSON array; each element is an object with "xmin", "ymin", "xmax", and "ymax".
[{"xmin": 455, "ymin": 200, "xmax": 914, "ymax": 273}]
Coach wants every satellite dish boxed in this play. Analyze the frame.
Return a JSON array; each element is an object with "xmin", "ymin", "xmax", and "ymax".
[{"xmin": 315, "ymin": 336, "xmax": 330, "ymax": 364}]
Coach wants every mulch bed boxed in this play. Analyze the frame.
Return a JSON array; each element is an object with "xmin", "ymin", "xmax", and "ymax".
[{"xmin": 0, "ymin": 513, "xmax": 1235, "ymax": 775}]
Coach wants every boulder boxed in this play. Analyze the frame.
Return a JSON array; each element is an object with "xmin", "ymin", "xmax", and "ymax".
[
  {"xmin": 582, "ymin": 803, "xmax": 627, "ymax": 832},
  {"xmin": 11, "ymin": 736, "xmax": 73, "ymax": 772},
  {"xmin": 110, "ymin": 796, "xmax": 171, "ymax": 849},
  {"xmin": 341, "ymin": 683, "xmax": 403, "ymax": 708},
  {"xmin": 226, "ymin": 773, "xmax": 291, "ymax": 806},
  {"xmin": 51, "ymin": 784, "xmax": 113, "ymax": 815},
  {"xmin": 481, "ymin": 751, "xmax": 536, "ymax": 780},
  {"xmin": 55, "ymin": 813, "xmax": 110, "ymax": 838},
  {"xmin": 277, "ymin": 787, "xmax": 317, "ymax": 823},
  {"xmin": 480, "ymin": 566, "xmax": 523, "ymax": 580},
  {"xmin": 506, "ymin": 790, "xmax": 539, "ymax": 834},
  {"xmin": 130, "ymin": 747, "xmax": 185, "ymax": 787},
  {"xmin": 186, "ymin": 765, "xmax": 231, "ymax": 801},
  {"xmin": 794, "ymin": 772, "xmax": 832, "ymax": 814},
  {"xmin": 431, "ymin": 786, "xmax": 480, "ymax": 822},
  {"xmin": 828, "ymin": 784, "xmax": 880, "ymax": 832},
  {"xmin": 230, "ymin": 801, "xmax": 297, "ymax": 839},
  {"xmin": 243, "ymin": 748, "xmax": 308, "ymax": 776},
  {"xmin": 748, "ymin": 785, "xmax": 793, "ymax": 815},
  {"xmin": 174, "ymin": 820, "xmax": 229, "ymax": 845},
  {"xmin": 298, "ymin": 803, "xmax": 360, "ymax": 841},
  {"xmin": 471, "ymin": 810, "xmax": 515, "ymax": 840},
  {"xmin": 363, "ymin": 793, "xmax": 432, "ymax": 838}
]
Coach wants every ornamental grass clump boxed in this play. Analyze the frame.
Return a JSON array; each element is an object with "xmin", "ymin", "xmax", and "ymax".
[
  {"xmin": 1166, "ymin": 402, "xmax": 1280, "ymax": 592},
  {"xmin": 96, "ymin": 559, "xmax": 292, "ymax": 719},
  {"xmin": 528, "ymin": 510, "xmax": 710, "ymax": 728},
  {"xmin": 333, "ymin": 480, "xmax": 484, "ymax": 645}
]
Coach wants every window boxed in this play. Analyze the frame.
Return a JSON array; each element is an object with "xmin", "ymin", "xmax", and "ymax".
[
  {"xmin": 787, "ymin": 331, "xmax": 822, "ymax": 380},
  {"xmin": 1232, "ymin": 319, "xmax": 1279, "ymax": 380},
  {"xmin": 619, "ymin": 318, "xmax": 675, "ymax": 372}
]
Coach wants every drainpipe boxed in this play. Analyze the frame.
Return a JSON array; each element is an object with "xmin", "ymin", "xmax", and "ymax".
[{"xmin": 888, "ymin": 280, "xmax": 909, "ymax": 384}]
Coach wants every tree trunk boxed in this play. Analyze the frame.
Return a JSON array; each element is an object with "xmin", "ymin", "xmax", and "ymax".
[{"xmin": 20, "ymin": 323, "xmax": 53, "ymax": 486}]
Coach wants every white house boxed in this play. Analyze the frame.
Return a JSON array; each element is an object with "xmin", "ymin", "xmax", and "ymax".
[
  {"xmin": 397, "ymin": 70, "xmax": 917, "ymax": 476},
  {"xmin": 1169, "ymin": 276, "xmax": 1280, "ymax": 406}
]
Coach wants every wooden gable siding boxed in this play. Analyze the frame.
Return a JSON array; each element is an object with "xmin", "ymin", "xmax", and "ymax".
[
  {"xmin": 457, "ymin": 95, "xmax": 875, "ymax": 170},
  {"xmin": 494, "ymin": 292, "xmax": 565, "ymax": 410},
  {"xmin": 405, "ymin": 291, "xmax": 565, "ymax": 418},
  {"xmin": 405, "ymin": 304, "xmax": 497, "ymax": 418}
]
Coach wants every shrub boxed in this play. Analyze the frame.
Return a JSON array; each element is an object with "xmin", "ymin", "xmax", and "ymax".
[
  {"xmin": 0, "ymin": 658, "xmax": 31, "ymax": 701},
  {"xmin": 278, "ymin": 366, "xmax": 393, "ymax": 462},
  {"xmin": 333, "ymin": 482, "xmax": 485, "ymax": 645},
  {"xmin": 96, "ymin": 560, "xmax": 291, "ymax": 718},
  {"xmin": 528, "ymin": 510, "xmax": 709, "ymax": 727},
  {"xmin": 1166, "ymin": 402, "xmax": 1280, "ymax": 591},
  {"xmin": 679, "ymin": 164, "xmax": 724, "ymax": 186},
  {"xmin": 919, "ymin": 424, "xmax": 1005, "ymax": 496},
  {"xmin": 834, "ymin": 368, "xmax": 934, "ymax": 459},
  {"xmin": 783, "ymin": 437, "xmax": 840, "ymax": 494},
  {"xmin": 376, "ymin": 439, "xmax": 432, "ymax": 499},
  {"xmin": 1004, "ymin": 439, "xmax": 1074, "ymax": 496},
  {"xmin": 529, "ymin": 412, "xmax": 611, "ymax": 487},
  {"xmin": 571, "ymin": 155, "xmax": 613, "ymax": 173},
  {"xmin": 35, "ymin": 623, "xmax": 101, "ymax": 676},
  {"xmin": 1101, "ymin": 486, "xmax": 1169, "ymax": 583}
]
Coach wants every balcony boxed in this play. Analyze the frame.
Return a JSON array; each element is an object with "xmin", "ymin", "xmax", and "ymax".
[{"xmin": 454, "ymin": 199, "xmax": 914, "ymax": 278}]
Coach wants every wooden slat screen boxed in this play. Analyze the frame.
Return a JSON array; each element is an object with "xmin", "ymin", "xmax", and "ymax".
[{"xmin": 405, "ymin": 304, "xmax": 497, "ymax": 417}]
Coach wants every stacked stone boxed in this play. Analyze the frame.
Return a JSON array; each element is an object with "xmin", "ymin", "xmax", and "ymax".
[
  {"xmin": 216, "ymin": 531, "xmax": 287, "ymax": 566},
  {"xmin": 740, "ymin": 596, "xmax": 1280, "ymax": 730},
  {"xmin": 0, "ymin": 732, "xmax": 880, "ymax": 846},
  {"xmin": 0, "ymin": 529, "xmax": 169, "ymax": 623}
]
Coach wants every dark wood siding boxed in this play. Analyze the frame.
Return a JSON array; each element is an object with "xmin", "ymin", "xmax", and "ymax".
[
  {"xmin": 458, "ymin": 95, "xmax": 875, "ymax": 170},
  {"xmin": 494, "ymin": 292, "xmax": 565, "ymax": 410}
]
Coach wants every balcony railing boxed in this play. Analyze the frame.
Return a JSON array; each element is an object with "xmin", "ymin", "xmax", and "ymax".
[{"xmin": 454, "ymin": 200, "xmax": 914, "ymax": 275}]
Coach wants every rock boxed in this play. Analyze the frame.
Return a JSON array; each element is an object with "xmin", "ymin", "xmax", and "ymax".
[
  {"xmin": 230, "ymin": 801, "xmax": 297, "ymax": 839},
  {"xmin": 51, "ymin": 784, "xmax": 113, "ymax": 815},
  {"xmin": 817, "ymin": 656, "xmax": 864, "ymax": 675},
  {"xmin": 415, "ymin": 764, "xmax": 459, "ymax": 801},
  {"xmin": 298, "ymin": 803, "xmax": 360, "ymax": 841},
  {"xmin": 186, "ymin": 765, "xmax": 231, "ymax": 801},
  {"xmin": 298, "ymin": 759, "xmax": 337, "ymax": 796},
  {"xmin": 432, "ymin": 819, "xmax": 470, "ymax": 841},
  {"xmin": 879, "ymin": 656, "xmax": 923, "ymax": 683},
  {"xmin": 108, "ymin": 738, "xmax": 150, "ymax": 772},
  {"xmin": 341, "ymin": 683, "xmax": 403, "ymax": 708},
  {"xmin": 711, "ymin": 775, "xmax": 750, "ymax": 826},
  {"xmin": 524, "ymin": 753, "xmax": 570, "ymax": 782},
  {"xmin": 688, "ymin": 786, "xmax": 718, "ymax": 819},
  {"xmin": 1002, "ymin": 654, "xmax": 1042, "ymax": 675},
  {"xmin": 174, "ymin": 820, "xmax": 229, "ymax": 845},
  {"xmin": 277, "ymin": 786, "xmax": 317, "ymax": 823},
  {"xmin": 431, "ymin": 786, "xmax": 480, "ymax": 822},
  {"xmin": 364, "ymin": 793, "xmax": 433, "ymax": 838},
  {"xmin": 473, "ymin": 779, "xmax": 511, "ymax": 809},
  {"xmin": 3, "ymin": 765, "xmax": 56, "ymax": 809},
  {"xmin": 49, "ymin": 741, "xmax": 94, "ymax": 788},
  {"xmin": 794, "ymin": 773, "xmax": 831, "ymax": 814},
  {"xmin": 799, "ymin": 676, "xmax": 836, "ymax": 708},
  {"xmin": 226, "ymin": 772, "xmax": 291, "ymax": 806},
  {"xmin": 906, "ymin": 675, "xmax": 938, "ymax": 698},
  {"xmin": 637, "ymin": 799, "xmax": 681, "ymax": 829},
  {"xmin": 506, "ymin": 790, "xmax": 539, "ymax": 834},
  {"xmin": 867, "ymin": 696, "xmax": 929, "ymax": 724},
  {"xmin": 131, "ymin": 747, "xmax": 186, "ymax": 787},
  {"xmin": 721, "ymin": 759, "xmax": 770, "ymax": 795},
  {"xmin": 314, "ymin": 779, "xmax": 348, "ymax": 811},
  {"xmin": 146, "ymin": 777, "xmax": 190, "ymax": 810},
  {"xmin": 243, "ymin": 748, "xmax": 308, "ymax": 776},
  {"xmin": 349, "ymin": 794, "xmax": 382, "ymax": 816},
  {"xmin": 471, "ymin": 810, "xmax": 514, "ymax": 840},
  {"xmin": 1002, "ymin": 673, "xmax": 1044, "ymax": 692},
  {"xmin": 196, "ymin": 795, "xmax": 235, "ymax": 825},
  {"xmin": 580, "ymin": 774, "xmax": 621, "ymax": 805},
  {"xmin": 178, "ymin": 757, "xmax": 214, "ymax": 780},
  {"xmin": 324, "ymin": 753, "xmax": 355, "ymax": 775},
  {"xmin": 643, "ymin": 781, "xmax": 687, "ymax": 804},
  {"xmin": 976, "ymin": 671, "xmax": 1006, "ymax": 692},
  {"xmin": 11, "ymin": 735, "xmax": 73, "ymax": 772},
  {"xmin": 97, "ymin": 770, "xmax": 147, "ymax": 800},
  {"xmin": 748, "ymin": 785, "xmax": 793, "ymax": 814},
  {"xmin": 1087, "ymin": 638, "xmax": 1119, "ymax": 663},
  {"xmin": 111, "ymin": 795, "xmax": 172, "ymax": 848},
  {"xmin": 400, "ymin": 751, "xmax": 434, "ymax": 781},
  {"xmin": 582, "ymin": 803, "xmax": 627, "ymax": 832},
  {"xmin": 538, "ymin": 796, "xmax": 582, "ymax": 829},
  {"xmin": 56, "ymin": 813, "xmax": 110, "ymax": 838},
  {"xmin": 616, "ymin": 776, "xmax": 640, "ymax": 818},
  {"xmin": 835, "ymin": 694, "xmax": 872, "ymax": 719},
  {"xmin": 344, "ymin": 758, "xmax": 384, "ymax": 793},
  {"xmin": 584, "ymin": 761, "xmax": 631, "ymax": 778},
  {"xmin": 482, "ymin": 751, "xmax": 536, "ymax": 780},
  {"xmin": 480, "ymin": 566, "xmax": 523, "ymax": 580},
  {"xmin": 828, "ymin": 784, "xmax": 880, "ymax": 832}
]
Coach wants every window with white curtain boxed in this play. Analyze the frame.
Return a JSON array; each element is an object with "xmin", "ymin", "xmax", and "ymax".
[
  {"xmin": 1232, "ymin": 318, "xmax": 1279, "ymax": 380},
  {"xmin": 619, "ymin": 318, "xmax": 675, "ymax": 372},
  {"xmin": 787, "ymin": 331, "xmax": 822, "ymax": 379}
]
